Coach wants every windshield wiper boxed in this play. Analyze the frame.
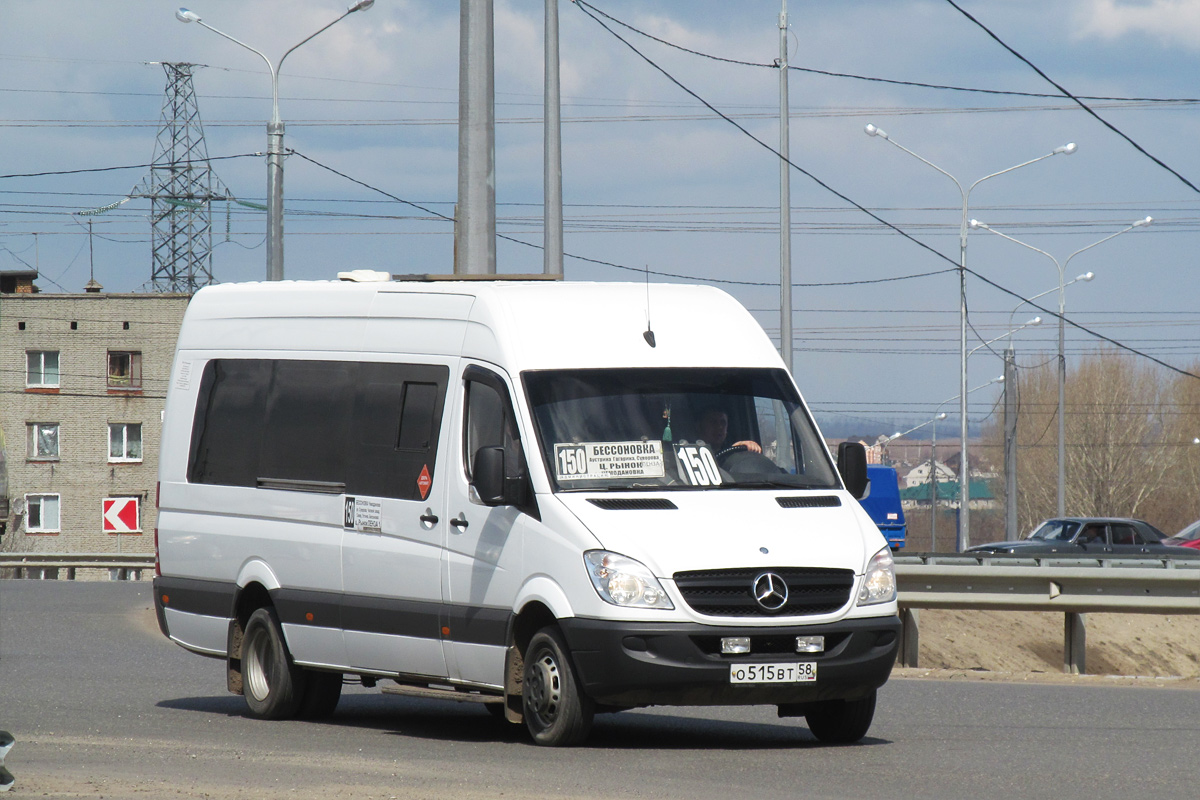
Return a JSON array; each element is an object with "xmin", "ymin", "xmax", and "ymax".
[{"xmin": 717, "ymin": 478, "xmax": 825, "ymax": 490}]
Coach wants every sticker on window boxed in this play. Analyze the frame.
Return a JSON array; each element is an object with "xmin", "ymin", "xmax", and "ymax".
[
  {"xmin": 673, "ymin": 444, "xmax": 723, "ymax": 487},
  {"xmin": 554, "ymin": 441, "xmax": 665, "ymax": 481}
]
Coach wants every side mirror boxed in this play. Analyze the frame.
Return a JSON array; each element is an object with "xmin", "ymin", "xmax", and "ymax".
[
  {"xmin": 472, "ymin": 446, "xmax": 509, "ymax": 505},
  {"xmin": 836, "ymin": 442, "xmax": 869, "ymax": 500}
]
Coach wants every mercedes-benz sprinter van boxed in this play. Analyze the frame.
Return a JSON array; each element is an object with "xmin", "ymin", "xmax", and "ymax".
[{"xmin": 153, "ymin": 276, "xmax": 899, "ymax": 746}]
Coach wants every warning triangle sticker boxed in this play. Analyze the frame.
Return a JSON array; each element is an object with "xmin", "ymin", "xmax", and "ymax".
[{"xmin": 417, "ymin": 464, "xmax": 432, "ymax": 500}]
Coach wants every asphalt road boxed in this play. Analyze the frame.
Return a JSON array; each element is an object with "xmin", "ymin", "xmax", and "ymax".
[{"xmin": 1, "ymin": 581, "xmax": 1197, "ymax": 800}]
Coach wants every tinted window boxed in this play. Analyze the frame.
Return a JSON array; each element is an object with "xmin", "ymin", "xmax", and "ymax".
[
  {"xmin": 347, "ymin": 364, "xmax": 448, "ymax": 500},
  {"xmin": 189, "ymin": 360, "xmax": 270, "ymax": 486},
  {"xmin": 398, "ymin": 383, "xmax": 439, "ymax": 451},
  {"xmin": 259, "ymin": 361, "xmax": 354, "ymax": 485},
  {"xmin": 188, "ymin": 359, "xmax": 448, "ymax": 500},
  {"xmin": 1110, "ymin": 524, "xmax": 1137, "ymax": 545}
]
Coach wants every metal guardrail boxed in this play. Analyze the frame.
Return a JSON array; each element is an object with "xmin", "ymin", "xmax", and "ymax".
[
  {"xmin": 0, "ymin": 553, "xmax": 154, "ymax": 580},
  {"xmin": 5, "ymin": 551, "xmax": 1198, "ymax": 673},
  {"xmin": 894, "ymin": 553, "xmax": 1200, "ymax": 674}
]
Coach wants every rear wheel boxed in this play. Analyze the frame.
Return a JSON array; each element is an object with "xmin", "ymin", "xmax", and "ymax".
[
  {"xmin": 522, "ymin": 627, "xmax": 594, "ymax": 747},
  {"xmin": 242, "ymin": 607, "xmax": 306, "ymax": 720},
  {"xmin": 804, "ymin": 690, "xmax": 877, "ymax": 744}
]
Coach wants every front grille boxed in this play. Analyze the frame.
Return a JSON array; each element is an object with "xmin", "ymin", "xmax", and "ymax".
[{"xmin": 673, "ymin": 567, "xmax": 854, "ymax": 617}]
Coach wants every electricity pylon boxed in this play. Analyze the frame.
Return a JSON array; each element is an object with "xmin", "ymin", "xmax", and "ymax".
[{"xmin": 132, "ymin": 62, "xmax": 231, "ymax": 293}]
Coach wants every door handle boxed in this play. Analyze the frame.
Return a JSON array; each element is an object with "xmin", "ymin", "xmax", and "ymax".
[
  {"xmin": 420, "ymin": 513, "xmax": 439, "ymax": 525},
  {"xmin": 450, "ymin": 514, "xmax": 470, "ymax": 531}
]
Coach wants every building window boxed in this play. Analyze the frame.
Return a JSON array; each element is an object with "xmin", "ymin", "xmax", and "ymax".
[
  {"xmin": 27, "ymin": 422, "xmax": 60, "ymax": 460},
  {"xmin": 108, "ymin": 351, "xmax": 142, "ymax": 389},
  {"xmin": 26, "ymin": 350, "xmax": 60, "ymax": 388},
  {"xmin": 108, "ymin": 423, "xmax": 143, "ymax": 462},
  {"xmin": 26, "ymin": 494, "xmax": 61, "ymax": 533}
]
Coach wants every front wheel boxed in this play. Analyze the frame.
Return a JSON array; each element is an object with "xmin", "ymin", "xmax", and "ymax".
[
  {"xmin": 298, "ymin": 670, "xmax": 343, "ymax": 719},
  {"xmin": 242, "ymin": 606, "xmax": 307, "ymax": 720},
  {"xmin": 804, "ymin": 689, "xmax": 877, "ymax": 744},
  {"xmin": 522, "ymin": 627, "xmax": 594, "ymax": 747}
]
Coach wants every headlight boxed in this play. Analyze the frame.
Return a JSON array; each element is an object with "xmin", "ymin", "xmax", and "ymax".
[
  {"xmin": 584, "ymin": 551, "xmax": 674, "ymax": 610},
  {"xmin": 856, "ymin": 546, "xmax": 896, "ymax": 606}
]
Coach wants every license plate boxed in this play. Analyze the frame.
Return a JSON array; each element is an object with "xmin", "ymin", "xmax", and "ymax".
[{"xmin": 729, "ymin": 662, "xmax": 817, "ymax": 684}]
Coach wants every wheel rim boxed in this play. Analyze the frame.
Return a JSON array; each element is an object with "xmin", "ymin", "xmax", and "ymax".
[
  {"xmin": 527, "ymin": 650, "xmax": 562, "ymax": 727},
  {"xmin": 244, "ymin": 629, "xmax": 272, "ymax": 702}
]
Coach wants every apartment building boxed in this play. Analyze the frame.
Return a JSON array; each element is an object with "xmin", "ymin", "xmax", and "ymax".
[{"xmin": 0, "ymin": 279, "xmax": 189, "ymax": 553}]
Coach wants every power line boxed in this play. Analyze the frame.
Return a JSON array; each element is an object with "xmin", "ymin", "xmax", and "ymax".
[
  {"xmin": 943, "ymin": 0, "xmax": 1200, "ymax": 197},
  {"xmin": 576, "ymin": 0, "xmax": 1200, "ymax": 104},
  {"xmin": 572, "ymin": 0, "xmax": 1200, "ymax": 383},
  {"xmin": 0, "ymin": 153, "xmax": 259, "ymax": 181}
]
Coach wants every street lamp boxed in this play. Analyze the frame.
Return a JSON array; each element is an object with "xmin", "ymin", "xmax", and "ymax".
[
  {"xmin": 881, "ymin": 412, "xmax": 947, "ymax": 467},
  {"xmin": 865, "ymin": 123, "xmax": 1075, "ymax": 552},
  {"xmin": 1008, "ymin": 272, "xmax": 1094, "ymax": 332},
  {"xmin": 968, "ymin": 316, "xmax": 1042, "ymax": 358},
  {"xmin": 929, "ymin": 375, "xmax": 1004, "ymax": 551},
  {"xmin": 999, "ymin": 280, "xmax": 1092, "ymax": 540},
  {"xmin": 176, "ymin": 2, "xmax": 375, "ymax": 281},
  {"xmin": 969, "ymin": 216, "xmax": 1151, "ymax": 516}
]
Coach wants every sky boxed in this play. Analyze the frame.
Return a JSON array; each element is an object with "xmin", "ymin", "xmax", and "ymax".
[{"xmin": 1, "ymin": 0, "xmax": 1198, "ymax": 436}]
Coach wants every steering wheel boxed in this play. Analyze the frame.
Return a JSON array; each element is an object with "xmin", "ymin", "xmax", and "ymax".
[{"xmin": 715, "ymin": 444, "xmax": 748, "ymax": 462}]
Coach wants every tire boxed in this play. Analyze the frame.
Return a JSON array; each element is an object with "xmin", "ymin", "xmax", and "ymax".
[
  {"xmin": 298, "ymin": 670, "xmax": 343, "ymax": 720},
  {"xmin": 522, "ymin": 627, "xmax": 594, "ymax": 747},
  {"xmin": 242, "ymin": 607, "xmax": 307, "ymax": 720},
  {"xmin": 804, "ymin": 689, "xmax": 877, "ymax": 744}
]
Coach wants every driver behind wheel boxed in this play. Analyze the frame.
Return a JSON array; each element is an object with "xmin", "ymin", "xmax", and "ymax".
[{"xmin": 697, "ymin": 407, "xmax": 761, "ymax": 455}]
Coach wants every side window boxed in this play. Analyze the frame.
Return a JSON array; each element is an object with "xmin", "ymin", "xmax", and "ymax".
[
  {"xmin": 188, "ymin": 360, "xmax": 271, "ymax": 486},
  {"xmin": 26, "ymin": 350, "xmax": 60, "ymax": 388},
  {"xmin": 465, "ymin": 381, "xmax": 507, "ymax": 479},
  {"xmin": 258, "ymin": 361, "xmax": 354, "ymax": 487},
  {"xmin": 108, "ymin": 351, "xmax": 142, "ymax": 389},
  {"xmin": 462, "ymin": 366, "xmax": 525, "ymax": 485},
  {"xmin": 27, "ymin": 422, "xmax": 60, "ymax": 460},
  {"xmin": 1080, "ymin": 525, "xmax": 1106, "ymax": 545},
  {"xmin": 188, "ymin": 358, "xmax": 448, "ymax": 499},
  {"xmin": 347, "ymin": 364, "xmax": 449, "ymax": 500},
  {"xmin": 1111, "ymin": 524, "xmax": 1137, "ymax": 545}
]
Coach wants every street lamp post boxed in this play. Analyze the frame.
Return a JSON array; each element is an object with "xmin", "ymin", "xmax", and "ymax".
[
  {"xmin": 928, "ymin": 375, "xmax": 1004, "ymax": 550},
  {"xmin": 969, "ymin": 217, "xmax": 1151, "ymax": 516},
  {"xmin": 865, "ymin": 124, "xmax": 1075, "ymax": 552},
  {"xmin": 1001, "ymin": 275, "xmax": 1095, "ymax": 539},
  {"xmin": 176, "ymin": 2, "xmax": 375, "ymax": 282},
  {"xmin": 881, "ymin": 412, "xmax": 946, "ymax": 468}
]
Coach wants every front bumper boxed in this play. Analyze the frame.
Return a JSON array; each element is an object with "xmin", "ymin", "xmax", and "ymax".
[{"xmin": 559, "ymin": 614, "xmax": 900, "ymax": 708}]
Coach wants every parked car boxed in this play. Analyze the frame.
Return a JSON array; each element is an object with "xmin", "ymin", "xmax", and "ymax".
[
  {"xmin": 968, "ymin": 517, "xmax": 1199, "ymax": 556},
  {"xmin": 1163, "ymin": 519, "xmax": 1200, "ymax": 550}
]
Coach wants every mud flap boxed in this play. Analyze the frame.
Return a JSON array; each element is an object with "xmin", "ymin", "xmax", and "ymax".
[
  {"xmin": 226, "ymin": 618, "xmax": 245, "ymax": 695},
  {"xmin": 504, "ymin": 644, "xmax": 524, "ymax": 723}
]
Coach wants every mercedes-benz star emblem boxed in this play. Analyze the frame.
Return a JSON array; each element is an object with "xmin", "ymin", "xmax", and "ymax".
[{"xmin": 752, "ymin": 572, "xmax": 788, "ymax": 612}]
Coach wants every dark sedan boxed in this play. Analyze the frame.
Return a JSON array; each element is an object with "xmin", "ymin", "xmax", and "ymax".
[{"xmin": 968, "ymin": 517, "xmax": 1199, "ymax": 556}]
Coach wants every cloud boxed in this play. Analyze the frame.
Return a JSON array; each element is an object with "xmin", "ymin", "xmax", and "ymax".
[{"xmin": 1075, "ymin": 0, "xmax": 1200, "ymax": 47}]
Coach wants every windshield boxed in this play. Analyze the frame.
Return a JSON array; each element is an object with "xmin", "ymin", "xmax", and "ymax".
[
  {"xmin": 523, "ymin": 367, "xmax": 839, "ymax": 492},
  {"xmin": 1027, "ymin": 519, "xmax": 1080, "ymax": 542}
]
